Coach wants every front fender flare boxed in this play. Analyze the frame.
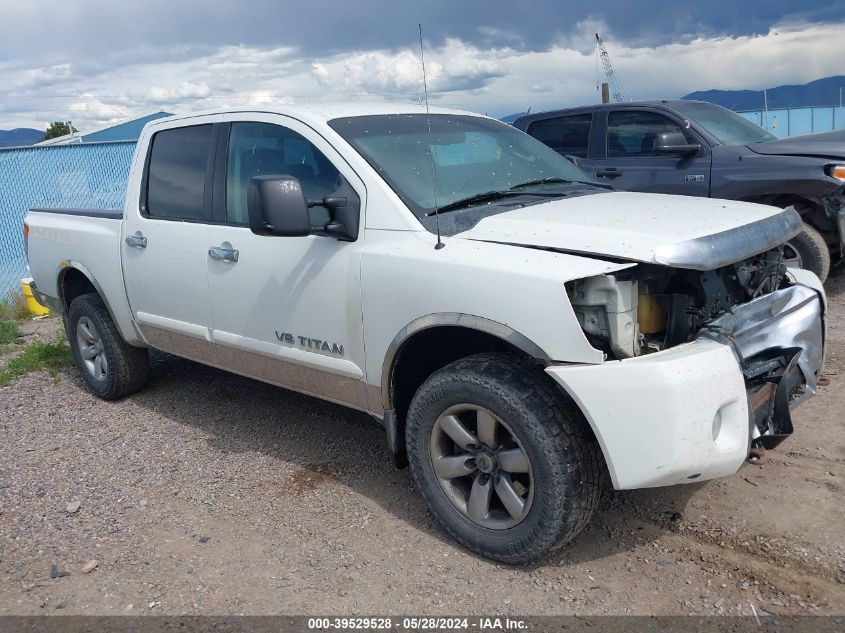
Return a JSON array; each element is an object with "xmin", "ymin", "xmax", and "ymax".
[{"xmin": 379, "ymin": 312, "xmax": 551, "ymax": 411}]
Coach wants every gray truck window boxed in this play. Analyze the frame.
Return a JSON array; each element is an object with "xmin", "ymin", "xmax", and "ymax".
[
  {"xmin": 226, "ymin": 122, "xmax": 340, "ymax": 226},
  {"xmin": 146, "ymin": 125, "xmax": 213, "ymax": 220},
  {"xmin": 672, "ymin": 101, "xmax": 777, "ymax": 145},
  {"xmin": 526, "ymin": 114, "xmax": 592, "ymax": 158},
  {"xmin": 607, "ymin": 111, "xmax": 683, "ymax": 157}
]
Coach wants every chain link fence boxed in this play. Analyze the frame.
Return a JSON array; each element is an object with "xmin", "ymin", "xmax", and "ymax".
[{"xmin": 0, "ymin": 141, "xmax": 136, "ymax": 299}]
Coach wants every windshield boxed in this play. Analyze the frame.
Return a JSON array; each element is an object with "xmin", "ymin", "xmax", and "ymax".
[
  {"xmin": 328, "ymin": 114, "xmax": 598, "ymax": 219},
  {"xmin": 673, "ymin": 101, "xmax": 777, "ymax": 146}
]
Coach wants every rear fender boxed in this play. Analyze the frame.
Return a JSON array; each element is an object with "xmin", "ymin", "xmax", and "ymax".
[{"xmin": 57, "ymin": 260, "xmax": 144, "ymax": 346}]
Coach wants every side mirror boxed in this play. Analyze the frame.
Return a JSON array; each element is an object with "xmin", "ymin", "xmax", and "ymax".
[
  {"xmin": 247, "ymin": 175, "xmax": 311, "ymax": 237},
  {"xmin": 654, "ymin": 131, "xmax": 701, "ymax": 157},
  {"xmin": 310, "ymin": 174, "xmax": 361, "ymax": 242}
]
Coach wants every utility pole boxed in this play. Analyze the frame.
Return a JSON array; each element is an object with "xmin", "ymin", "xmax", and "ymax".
[{"xmin": 763, "ymin": 89, "xmax": 769, "ymax": 131}]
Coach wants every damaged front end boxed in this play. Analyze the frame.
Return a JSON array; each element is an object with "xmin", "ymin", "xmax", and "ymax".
[
  {"xmin": 567, "ymin": 248, "xmax": 825, "ymax": 453},
  {"xmin": 697, "ymin": 283, "xmax": 824, "ymax": 449}
]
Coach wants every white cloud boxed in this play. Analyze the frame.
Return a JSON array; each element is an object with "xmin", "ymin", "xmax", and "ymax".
[
  {"xmin": 309, "ymin": 38, "xmax": 506, "ymax": 95},
  {"xmin": 149, "ymin": 82, "xmax": 211, "ymax": 102},
  {"xmin": 1, "ymin": 20, "xmax": 843, "ymax": 131}
]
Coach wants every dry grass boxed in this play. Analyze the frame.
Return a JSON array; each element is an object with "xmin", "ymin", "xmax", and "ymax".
[{"xmin": 0, "ymin": 290, "xmax": 31, "ymax": 321}]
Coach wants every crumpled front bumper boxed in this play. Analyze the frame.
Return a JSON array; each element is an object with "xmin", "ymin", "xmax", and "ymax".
[
  {"xmin": 697, "ymin": 274, "xmax": 825, "ymax": 450},
  {"xmin": 546, "ymin": 276, "xmax": 825, "ymax": 490}
]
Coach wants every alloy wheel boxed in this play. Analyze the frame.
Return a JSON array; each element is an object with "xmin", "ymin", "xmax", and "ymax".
[
  {"xmin": 76, "ymin": 316, "xmax": 108, "ymax": 381},
  {"xmin": 782, "ymin": 241, "xmax": 803, "ymax": 269},
  {"xmin": 429, "ymin": 404, "xmax": 533, "ymax": 530}
]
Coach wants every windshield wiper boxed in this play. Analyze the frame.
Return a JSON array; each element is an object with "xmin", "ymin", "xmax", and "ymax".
[
  {"xmin": 508, "ymin": 177, "xmax": 571, "ymax": 190},
  {"xmin": 509, "ymin": 177, "xmax": 612, "ymax": 191},
  {"xmin": 430, "ymin": 188, "xmax": 570, "ymax": 215},
  {"xmin": 429, "ymin": 191, "xmax": 523, "ymax": 215}
]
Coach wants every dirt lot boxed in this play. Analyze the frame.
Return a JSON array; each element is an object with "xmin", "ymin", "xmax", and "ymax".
[{"xmin": 0, "ymin": 271, "xmax": 843, "ymax": 616}]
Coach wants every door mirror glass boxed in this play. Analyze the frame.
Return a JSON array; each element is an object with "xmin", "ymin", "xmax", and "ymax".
[
  {"xmin": 247, "ymin": 175, "xmax": 311, "ymax": 237},
  {"xmin": 654, "ymin": 131, "xmax": 701, "ymax": 156}
]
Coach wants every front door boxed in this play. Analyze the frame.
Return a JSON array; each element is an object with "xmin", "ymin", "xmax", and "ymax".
[
  {"xmin": 205, "ymin": 115, "xmax": 369, "ymax": 410},
  {"xmin": 592, "ymin": 109, "xmax": 711, "ymax": 197},
  {"xmin": 122, "ymin": 118, "xmax": 219, "ymax": 365}
]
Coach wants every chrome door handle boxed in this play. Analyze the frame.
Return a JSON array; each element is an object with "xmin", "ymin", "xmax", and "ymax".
[
  {"xmin": 208, "ymin": 245, "xmax": 239, "ymax": 262},
  {"xmin": 124, "ymin": 233, "xmax": 147, "ymax": 248}
]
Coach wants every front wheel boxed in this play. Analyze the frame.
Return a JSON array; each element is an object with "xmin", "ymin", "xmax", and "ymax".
[
  {"xmin": 67, "ymin": 293, "xmax": 149, "ymax": 400},
  {"xmin": 783, "ymin": 222, "xmax": 830, "ymax": 283},
  {"xmin": 406, "ymin": 353, "xmax": 604, "ymax": 564}
]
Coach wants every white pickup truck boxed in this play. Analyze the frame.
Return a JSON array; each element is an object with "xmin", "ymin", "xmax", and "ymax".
[{"xmin": 25, "ymin": 104, "xmax": 825, "ymax": 563}]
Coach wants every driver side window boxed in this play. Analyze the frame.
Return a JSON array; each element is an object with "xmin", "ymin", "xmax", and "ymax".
[
  {"xmin": 607, "ymin": 111, "xmax": 684, "ymax": 158},
  {"xmin": 225, "ymin": 122, "xmax": 340, "ymax": 226}
]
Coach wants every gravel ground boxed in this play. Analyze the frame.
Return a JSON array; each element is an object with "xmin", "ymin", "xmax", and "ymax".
[{"xmin": 0, "ymin": 270, "xmax": 843, "ymax": 616}]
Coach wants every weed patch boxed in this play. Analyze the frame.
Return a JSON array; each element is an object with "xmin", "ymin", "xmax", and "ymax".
[
  {"xmin": 0, "ymin": 340, "xmax": 73, "ymax": 387},
  {"xmin": 0, "ymin": 321, "xmax": 21, "ymax": 345}
]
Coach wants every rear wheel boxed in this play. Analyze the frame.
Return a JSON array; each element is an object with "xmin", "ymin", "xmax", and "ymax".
[
  {"xmin": 782, "ymin": 222, "xmax": 830, "ymax": 283},
  {"xmin": 67, "ymin": 293, "xmax": 149, "ymax": 400},
  {"xmin": 406, "ymin": 353, "xmax": 604, "ymax": 564}
]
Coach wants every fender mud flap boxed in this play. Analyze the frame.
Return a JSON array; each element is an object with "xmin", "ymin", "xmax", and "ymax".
[{"xmin": 698, "ymin": 284, "xmax": 824, "ymax": 450}]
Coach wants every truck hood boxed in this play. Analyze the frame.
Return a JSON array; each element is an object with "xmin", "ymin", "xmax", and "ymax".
[
  {"xmin": 452, "ymin": 191, "xmax": 802, "ymax": 270},
  {"xmin": 746, "ymin": 130, "xmax": 845, "ymax": 159}
]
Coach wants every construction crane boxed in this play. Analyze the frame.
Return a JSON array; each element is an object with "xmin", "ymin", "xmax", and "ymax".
[{"xmin": 595, "ymin": 32, "xmax": 631, "ymax": 103}]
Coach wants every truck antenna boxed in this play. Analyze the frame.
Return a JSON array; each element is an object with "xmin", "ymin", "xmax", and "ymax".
[{"xmin": 419, "ymin": 24, "xmax": 444, "ymax": 250}]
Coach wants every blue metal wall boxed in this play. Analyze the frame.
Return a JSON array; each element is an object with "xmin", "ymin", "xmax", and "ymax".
[
  {"xmin": 0, "ymin": 141, "xmax": 136, "ymax": 299},
  {"xmin": 738, "ymin": 105, "xmax": 845, "ymax": 138},
  {"xmin": 82, "ymin": 112, "xmax": 171, "ymax": 143}
]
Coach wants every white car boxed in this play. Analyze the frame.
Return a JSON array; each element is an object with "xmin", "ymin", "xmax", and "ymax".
[{"xmin": 25, "ymin": 104, "xmax": 825, "ymax": 563}]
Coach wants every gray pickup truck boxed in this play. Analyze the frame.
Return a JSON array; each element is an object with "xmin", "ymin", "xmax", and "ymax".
[{"xmin": 513, "ymin": 100, "xmax": 845, "ymax": 282}]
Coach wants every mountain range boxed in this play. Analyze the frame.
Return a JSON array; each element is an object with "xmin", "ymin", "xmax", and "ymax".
[
  {"xmin": 0, "ymin": 128, "xmax": 43, "ymax": 148},
  {"xmin": 683, "ymin": 75, "xmax": 845, "ymax": 111}
]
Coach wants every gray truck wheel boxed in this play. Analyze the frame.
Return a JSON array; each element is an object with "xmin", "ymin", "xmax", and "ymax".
[
  {"xmin": 405, "ymin": 352, "xmax": 604, "ymax": 564},
  {"xmin": 67, "ymin": 293, "xmax": 149, "ymax": 400},
  {"xmin": 783, "ymin": 223, "xmax": 830, "ymax": 283}
]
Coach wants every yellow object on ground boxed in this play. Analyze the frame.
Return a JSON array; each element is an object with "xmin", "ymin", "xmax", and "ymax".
[{"xmin": 21, "ymin": 279, "xmax": 50, "ymax": 316}]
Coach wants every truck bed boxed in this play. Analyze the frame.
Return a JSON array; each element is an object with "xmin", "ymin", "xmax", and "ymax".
[{"xmin": 25, "ymin": 207, "xmax": 138, "ymax": 343}]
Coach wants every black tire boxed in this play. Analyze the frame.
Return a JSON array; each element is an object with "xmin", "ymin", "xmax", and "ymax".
[
  {"xmin": 784, "ymin": 222, "xmax": 830, "ymax": 283},
  {"xmin": 406, "ymin": 352, "xmax": 604, "ymax": 564},
  {"xmin": 67, "ymin": 293, "xmax": 149, "ymax": 400}
]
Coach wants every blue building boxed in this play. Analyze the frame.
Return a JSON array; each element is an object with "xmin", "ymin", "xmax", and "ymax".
[{"xmin": 37, "ymin": 111, "xmax": 172, "ymax": 145}]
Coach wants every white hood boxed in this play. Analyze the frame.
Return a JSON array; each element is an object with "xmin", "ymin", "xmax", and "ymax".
[{"xmin": 452, "ymin": 192, "xmax": 802, "ymax": 270}]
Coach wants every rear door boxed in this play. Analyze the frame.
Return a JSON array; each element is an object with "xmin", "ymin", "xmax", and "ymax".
[
  {"xmin": 122, "ymin": 117, "xmax": 220, "ymax": 365},
  {"xmin": 523, "ymin": 111, "xmax": 597, "ymax": 173},
  {"xmin": 592, "ymin": 108, "xmax": 711, "ymax": 196}
]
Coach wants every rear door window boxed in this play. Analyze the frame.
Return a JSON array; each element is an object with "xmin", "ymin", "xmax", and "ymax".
[
  {"xmin": 526, "ymin": 113, "xmax": 592, "ymax": 158},
  {"xmin": 146, "ymin": 124, "xmax": 214, "ymax": 220}
]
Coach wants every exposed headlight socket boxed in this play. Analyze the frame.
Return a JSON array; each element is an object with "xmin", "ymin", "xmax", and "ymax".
[{"xmin": 827, "ymin": 164, "xmax": 845, "ymax": 182}]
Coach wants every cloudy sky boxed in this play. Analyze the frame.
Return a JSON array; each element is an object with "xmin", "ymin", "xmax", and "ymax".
[{"xmin": 1, "ymin": 0, "xmax": 844, "ymax": 131}]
